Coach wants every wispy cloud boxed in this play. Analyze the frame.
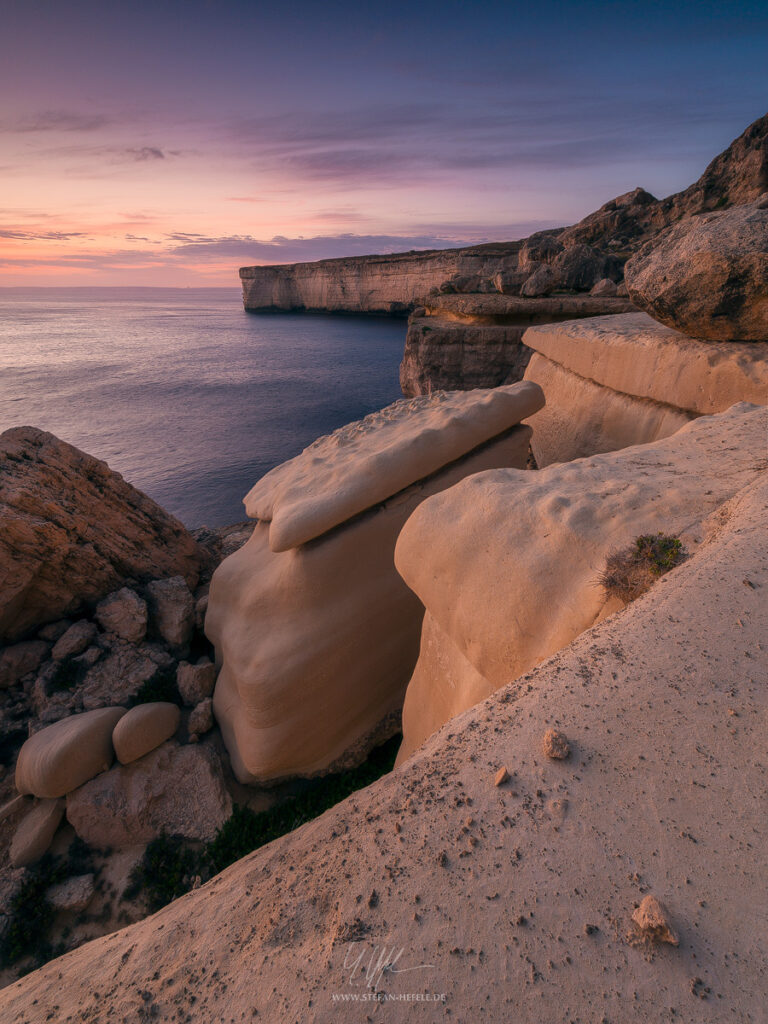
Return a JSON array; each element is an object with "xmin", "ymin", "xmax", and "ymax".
[
  {"xmin": 0, "ymin": 228, "xmax": 89, "ymax": 240},
  {"xmin": 4, "ymin": 110, "xmax": 110, "ymax": 133}
]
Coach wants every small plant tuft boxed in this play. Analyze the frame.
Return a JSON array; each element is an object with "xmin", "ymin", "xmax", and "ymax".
[
  {"xmin": 124, "ymin": 834, "xmax": 200, "ymax": 912},
  {"xmin": 600, "ymin": 533, "xmax": 685, "ymax": 603}
]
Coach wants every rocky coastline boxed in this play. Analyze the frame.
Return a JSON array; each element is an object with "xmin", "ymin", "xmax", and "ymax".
[{"xmin": 0, "ymin": 112, "xmax": 766, "ymax": 1019}]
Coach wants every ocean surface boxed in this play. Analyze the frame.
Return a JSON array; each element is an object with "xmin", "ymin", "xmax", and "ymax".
[{"xmin": 0, "ymin": 288, "xmax": 407, "ymax": 527}]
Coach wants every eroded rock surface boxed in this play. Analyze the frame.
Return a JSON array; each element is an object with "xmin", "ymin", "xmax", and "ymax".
[
  {"xmin": 522, "ymin": 312, "xmax": 768, "ymax": 465},
  {"xmin": 0, "ymin": 427, "xmax": 207, "ymax": 643},
  {"xmin": 207, "ymin": 384, "xmax": 542, "ymax": 783},
  {"xmin": 4, "ymin": 468, "xmax": 766, "ymax": 1021},
  {"xmin": 394, "ymin": 404, "xmax": 767, "ymax": 762}
]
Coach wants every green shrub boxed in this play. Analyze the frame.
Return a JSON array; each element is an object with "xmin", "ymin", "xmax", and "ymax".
[
  {"xmin": 124, "ymin": 834, "xmax": 201, "ymax": 912},
  {"xmin": 207, "ymin": 734, "xmax": 400, "ymax": 874},
  {"xmin": 1, "ymin": 856, "xmax": 65, "ymax": 969},
  {"xmin": 600, "ymin": 532, "xmax": 685, "ymax": 603}
]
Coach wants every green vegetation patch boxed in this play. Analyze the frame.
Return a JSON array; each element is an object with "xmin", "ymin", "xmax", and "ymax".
[
  {"xmin": 129, "ymin": 665, "xmax": 182, "ymax": 707},
  {"xmin": 600, "ymin": 532, "xmax": 685, "ymax": 603}
]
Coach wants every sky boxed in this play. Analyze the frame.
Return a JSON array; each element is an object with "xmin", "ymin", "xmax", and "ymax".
[{"xmin": 1, "ymin": 0, "xmax": 766, "ymax": 286}]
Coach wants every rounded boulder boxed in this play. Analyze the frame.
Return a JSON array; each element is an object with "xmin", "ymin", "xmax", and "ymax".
[
  {"xmin": 15, "ymin": 707, "xmax": 127, "ymax": 798},
  {"xmin": 112, "ymin": 702, "xmax": 181, "ymax": 764}
]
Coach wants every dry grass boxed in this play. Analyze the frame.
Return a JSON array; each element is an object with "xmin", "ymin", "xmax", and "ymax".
[{"xmin": 600, "ymin": 533, "xmax": 685, "ymax": 603}]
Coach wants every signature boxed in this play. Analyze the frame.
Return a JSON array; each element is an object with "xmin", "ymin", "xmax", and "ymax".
[{"xmin": 342, "ymin": 942, "xmax": 436, "ymax": 991}]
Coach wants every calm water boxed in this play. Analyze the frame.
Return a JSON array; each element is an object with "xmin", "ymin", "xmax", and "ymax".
[{"xmin": 0, "ymin": 288, "xmax": 407, "ymax": 527}]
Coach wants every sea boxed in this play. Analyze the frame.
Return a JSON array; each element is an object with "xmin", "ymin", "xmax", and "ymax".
[{"xmin": 0, "ymin": 288, "xmax": 407, "ymax": 528}]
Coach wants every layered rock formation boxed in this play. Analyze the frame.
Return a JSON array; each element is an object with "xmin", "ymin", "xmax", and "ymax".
[
  {"xmin": 0, "ymin": 427, "xmax": 208, "ymax": 643},
  {"xmin": 400, "ymin": 293, "xmax": 635, "ymax": 396},
  {"xmin": 240, "ymin": 113, "xmax": 767, "ymax": 320},
  {"xmin": 240, "ymin": 243, "xmax": 521, "ymax": 315},
  {"xmin": 522, "ymin": 312, "xmax": 768, "ymax": 465},
  {"xmin": 206, "ymin": 382, "xmax": 544, "ymax": 783},
  {"xmin": 4, "ymin": 465, "xmax": 766, "ymax": 1022},
  {"xmin": 394, "ymin": 403, "xmax": 767, "ymax": 763}
]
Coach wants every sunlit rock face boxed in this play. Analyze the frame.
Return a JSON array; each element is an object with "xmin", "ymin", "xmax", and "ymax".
[
  {"xmin": 394, "ymin": 403, "xmax": 768, "ymax": 764},
  {"xmin": 205, "ymin": 382, "xmax": 544, "ymax": 784},
  {"xmin": 522, "ymin": 312, "xmax": 768, "ymax": 466}
]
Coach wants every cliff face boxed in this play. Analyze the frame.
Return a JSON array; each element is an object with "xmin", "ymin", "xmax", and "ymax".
[
  {"xmin": 240, "ymin": 243, "xmax": 520, "ymax": 315},
  {"xmin": 240, "ymin": 113, "xmax": 767, "ymax": 315},
  {"xmin": 400, "ymin": 294, "xmax": 635, "ymax": 395}
]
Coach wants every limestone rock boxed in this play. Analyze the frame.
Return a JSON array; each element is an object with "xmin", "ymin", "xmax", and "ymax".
[
  {"xmin": 394, "ymin": 403, "xmax": 767, "ymax": 762},
  {"xmin": 208, "ymin": 384, "xmax": 541, "ymax": 783},
  {"xmin": 631, "ymin": 895, "xmax": 679, "ymax": 946},
  {"xmin": 625, "ymin": 202, "xmax": 768, "ymax": 341},
  {"xmin": 66, "ymin": 742, "xmax": 231, "ymax": 847},
  {"xmin": 523, "ymin": 312, "xmax": 768, "ymax": 465},
  {"xmin": 147, "ymin": 577, "xmax": 194, "ymax": 651},
  {"xmin": 37, "ymin": 620, "xmax": 71, "ymax": 643},
  {"xmin": 1, "ymin": 467, "xmax": 766, "ymax": 1019},
  {"xmin": 112, "ymin": 703, "xmax": 180, "ymax": 764},
  {"xmin": 176, "ymin": 660, "xmax": 217, "ymax": 706},
  {"xmin": 0, "ymin": 427, "xmax": 207, "ymax": 644},
  {"xmin": 46, "ymin": 873, "xmax": 96, "ymax": 913},
  {"xmin": 188, "ymin": 698, "xmax": 213, "ymax": 737},
  {"xmin": 245, "ymin": 382, "xmax": 544, "ymax": 553},
  {"xmin": 494, "ymin": 766, "xmax": 509, "ymax": 786},
  {"xmin": 15, "ymin": 707, "xmax": 127, "ymax": 798},
  {"xmin": 95, "ymin": 588, "xmax": 147, "ymax": 644},
  {"xmin": 0, "ymin": 640, "xmax": 49, "ymax": 689},
  {"xmin": 52, "ymin": 620, "xmax": 98, "ymax": 661},
  {"xmin": 9, "ymin": 798, "xmax": 64, "ymax": 867},
  {"xmin": 552, "ymin": 243, "xmax": 611, "ymax": 291}
]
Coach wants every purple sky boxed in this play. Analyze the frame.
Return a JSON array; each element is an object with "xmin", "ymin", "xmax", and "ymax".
[{"xmin": 1, "ymin": 0, "xmax": 766, "ymax": 284}]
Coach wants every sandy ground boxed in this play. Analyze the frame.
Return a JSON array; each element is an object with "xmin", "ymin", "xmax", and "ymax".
[{"xmin": 0, "ymin": 472, "xmax": 765, "ymax": 1023}]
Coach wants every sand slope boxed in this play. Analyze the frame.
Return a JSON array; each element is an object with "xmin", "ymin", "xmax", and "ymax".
[{"xmin": 1, "ymin": 473, "xmax": 766, "ymax": 1022}]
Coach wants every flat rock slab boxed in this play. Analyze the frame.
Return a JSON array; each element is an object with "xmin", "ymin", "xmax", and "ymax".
[
  {"xmin": 423, "ymin": 293, "xmax": 635, "ymax": 324},
  {"xmin": 523, "ymin": 312, "xmax": 768, "ymax": 414},
  {"xmin": 66, "ymin": 741, "xmax": 231, "ymax": 846},
  {"xmin": 245, "ymin": 380, "xmax": 544, "ymax": 552},
  {"xmin": 15, "ymin": 707, "xmax": 126, "ymax": 798}
]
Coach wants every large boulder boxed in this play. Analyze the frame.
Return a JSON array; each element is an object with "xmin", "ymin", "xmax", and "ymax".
[
  {"xmin": 15, "ymin": 707, "xmax": 127, "ymax": 798},
  {"xmin": 0, "ymin": 427, "xmax": 208, "ymax": 644},
  {"xmin": 207, "ymin": 383, "xmax": 544, "ymax": 783},
  {"xmin": 625, "ymin": 201, "xmax": 768, "ymax": 341},
  {"xmin": 66, "ymin": 741, "xmax": 231, "ymax": 846},
  {"xmin": 394, "ymin": 403, "xmax": 768, "ymax": 763},
  {"xmin": 522, "ymin": 311, "xmax": 768, "ymax": 465}
]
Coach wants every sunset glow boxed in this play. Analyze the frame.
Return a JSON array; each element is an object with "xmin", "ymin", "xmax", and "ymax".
[{"xmin": 2, "ymin": 0, "xmax": 766, "ymax": 286}]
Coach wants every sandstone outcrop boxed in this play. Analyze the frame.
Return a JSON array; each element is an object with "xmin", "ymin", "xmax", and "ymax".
[
  {"xmin": 522, "ymin": 312, "xmax": 768, "ymax": 465},
  {"xmin": 400, "ymin": 294, "xmax": 634, "ymax": 396},
  {"xmin": 207, "ymin": 382, "xmax": 543, "ymax": 783},
  {"xmin": 65, "ymin": 741, "xmax": 231, "ymax": 847},
  {"xmin": 0, "ymin": 427, "xmax": 208, "ymax": 643},
  {"xmin": 625, "ymin": 201, "xmax": 768, "ymax": 341},
  {"xmin": 5, "ymin": 467, "xmax": 765, "ymax": 1020},
  {"xmin": 15, "ymin": 707, "xmax": 127, "ymax": 798},
  {"xmin": 394, "ymin": 403, "xmax": 767, "ymax": 763},
  {"xmin": 112, "ymin": 703, "xmax": 181, "ymax": 764}
]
